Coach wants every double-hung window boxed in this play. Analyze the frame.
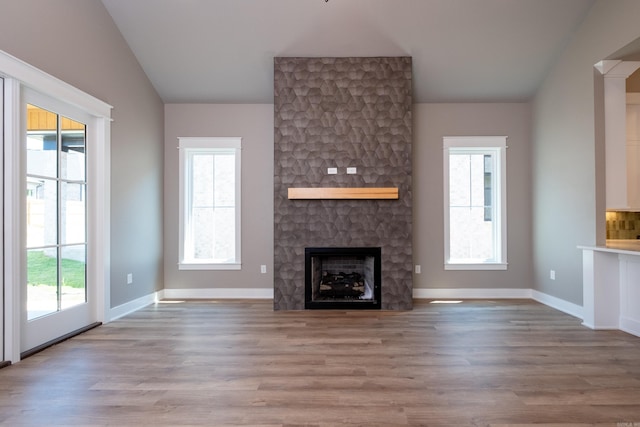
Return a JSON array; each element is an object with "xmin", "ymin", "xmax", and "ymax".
[
  {"xmin": 178, "ymin": 137, "xmax": 241, "ymax": 270},
  {"xmin": 443, "ymin": 136, "xmax": 507, "ymax": 270}
]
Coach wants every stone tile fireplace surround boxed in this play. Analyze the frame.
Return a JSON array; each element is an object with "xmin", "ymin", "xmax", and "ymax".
[{"xmin": 273, "ymin": 57, "xmax": 413, "ymax": 310}]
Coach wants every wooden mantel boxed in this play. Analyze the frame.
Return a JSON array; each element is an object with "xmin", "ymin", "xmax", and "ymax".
[{"xmin": 287, "ymin": 187, "xmax": 399, "ymax": 200}]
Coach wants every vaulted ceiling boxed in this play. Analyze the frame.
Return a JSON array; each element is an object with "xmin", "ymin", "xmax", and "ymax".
[{"xmin": 101, "ymin": 0, "xmax": 595, "ymax": 104}]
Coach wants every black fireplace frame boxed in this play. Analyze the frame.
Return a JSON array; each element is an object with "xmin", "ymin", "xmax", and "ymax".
[{"xmin": 304, "ymin": 247, "xmax": 382, "ymax": 310}]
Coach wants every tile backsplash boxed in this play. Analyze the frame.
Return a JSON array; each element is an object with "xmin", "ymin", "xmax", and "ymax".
[{"xmin": 606, "ymin": 211, "xmax": 640, "ymax": 239}]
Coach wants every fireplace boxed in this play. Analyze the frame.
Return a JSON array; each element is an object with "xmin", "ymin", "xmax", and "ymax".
[
  {"xmin": 274, "ymin": 57, "xmax": 413, "ymax": 310},
  {"xmin": 305, "ymin": 247, "xmax": 381, "ymax": 310}
]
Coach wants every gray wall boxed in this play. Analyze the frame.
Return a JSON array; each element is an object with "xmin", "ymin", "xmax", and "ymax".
[
  {"xmin": 164, "ymin": 104, "xmax": 274, "ymax": 291},
  {"xmin": 413, "ymin": 103, "xmax": 533, "ymax": 291},
  {"xmin": 164, "ymin": 101, "xmax": 531, "ymax": 297},
  {"xmin": 532, "ymin": 0, "xmax": 640, "ymax": 305},
  {"xmin": 0, "ymin": 0, "xmax": 165, "ymax": 308}
]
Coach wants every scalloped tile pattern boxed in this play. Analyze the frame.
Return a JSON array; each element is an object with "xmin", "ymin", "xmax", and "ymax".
[{"xmin": 274, "ymin": 57, "xmax": 413, "ymax": 310}]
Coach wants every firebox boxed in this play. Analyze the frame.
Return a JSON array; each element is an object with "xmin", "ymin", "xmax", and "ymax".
[{"xmin": 305, "ymin": 247, "xmax": 381, "ymax": 309}]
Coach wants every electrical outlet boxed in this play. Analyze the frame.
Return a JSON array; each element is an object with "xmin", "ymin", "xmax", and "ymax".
[
  {"xmin": 327, "ymin": 167, "xmax": 337, "ymax": 175},
  {"xmin": 550, "ymin": 270, "xmax": 555, "ymax": 280},
  {"xmin": 347, "ymin": 167, "xmax": 357, "ymax": 174},
  {"xmin": 260, "ymin": 265, "xmax": 267, "ymax": 274},
  {"xmin": 415, "ymin": 265, "xmax": 421, "ymax": 274},
  {"xmin": 127, "ymin": 273, "xmax": 133, "ymax": 284}
]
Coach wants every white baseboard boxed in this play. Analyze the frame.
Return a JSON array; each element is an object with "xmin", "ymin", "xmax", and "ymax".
[
  {"xmin": 108, "ymin": 290, "xmax": 163, "ymax": 322},
  {"xmin": 531, "ymin": 289, "xmax": 584, "ymax": 320},
  {"xmin": 109, "ymin": 288, "xmax": 590, "ymax": 332},
  {"xmin": 412, "ymin": 288, "xmax": 585, "ymax": 321},
  {"xmin": 163, "ymin": 288, "xmax": 274, "ymax": 300},
  {"xmin": 620, "ymin": 316, "xmax": 640, "ymax": 337},
  {"xmin": 412, "ymin": 288, "xmax": 532, "ymax": 299}
]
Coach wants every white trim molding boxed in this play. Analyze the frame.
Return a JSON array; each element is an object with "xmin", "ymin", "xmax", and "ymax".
[
  {"xmin": 595, "ymin": 60, "xmax": 640, "ymax": 209},
  {"xmin": 530, "ymin": 290, "xmax": 584, "ymax": 320},
  {"xmin": 3, "ymin": 77, "xmax": 22, "ymax": 363},
  {"xmin": 413, "ymin": 288, "xmax": 584, "ymax": 321},
  {"xmin": 0, "ymin": 50, "xmax": 112, "ymax": 118},
  {"xmin": 163, "ymin": 288, "xmax": 274, "ymax": 300},
  {"xmin": 443, "ymin": 136, "xmax": 508, "ymax": 270},
  {"xmin": 177, "ymin": 137, "xmax": 242, "ymax": 270},
  {"xmin": 1, "ymin": 49, "xmax": 112, "ymax": 363},
  {"xmin": 109, "ymin": 291, "xmax": 163, "ymax": 322},
  {"xmin": 111, "ymin": 288, "xmax": 591, "ymax": 336},
  {"xmin": 620, "ymin": 317, "xmax": 640, "ymax": 338},
  {"xmin": 413, "ymin": 288, "xmax": 531, "ymax": 300}
]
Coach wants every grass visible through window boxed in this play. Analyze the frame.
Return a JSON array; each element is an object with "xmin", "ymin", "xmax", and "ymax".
[{"xmin": 28, "ymin": 251, "xmax": 85, "ymax": 288}]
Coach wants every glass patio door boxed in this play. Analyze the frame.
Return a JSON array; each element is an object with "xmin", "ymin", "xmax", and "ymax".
[{"xmin": 22, "ymin": 92, "xmax": 93, "ymax": 352}]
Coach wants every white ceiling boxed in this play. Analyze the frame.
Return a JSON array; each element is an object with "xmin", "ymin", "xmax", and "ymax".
[{"xmin": 101, "ymin": 0, "xmax": 595, "ymax": 104}]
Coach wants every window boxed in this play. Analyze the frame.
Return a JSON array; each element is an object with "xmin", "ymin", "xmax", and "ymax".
[
  {"xmin": 443, "ymin": 136, "xmax": 507, "ymax": 270},
  {"xmin": 26, "ymin": 102, "xmax": 88, "ymax": 320},
  {"xmin": 178, "ymin": 137, "xmax": 241, "ymax": 270}
]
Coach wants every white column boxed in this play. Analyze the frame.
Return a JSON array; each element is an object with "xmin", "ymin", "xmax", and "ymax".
[
  {"xmin": 595, "ymin": 60, "xmax": 640, "ymax": 209},
  {"xmin": 582, "ymin": 248, "xmax": 620, "ymax": 329}
]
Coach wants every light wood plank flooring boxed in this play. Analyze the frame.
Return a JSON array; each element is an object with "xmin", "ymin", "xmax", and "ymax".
[{"xmin": 1, "ymin": 299, "xmax": 640, "ymax": 426}]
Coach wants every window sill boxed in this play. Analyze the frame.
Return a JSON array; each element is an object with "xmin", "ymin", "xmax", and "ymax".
[
  {"xmin": 179, "ymin": 262, "xmax": 241, "ymax": 271},
  {"xmin": 445, "ymin": 262, "xmax": 507, "ymax": 271}
]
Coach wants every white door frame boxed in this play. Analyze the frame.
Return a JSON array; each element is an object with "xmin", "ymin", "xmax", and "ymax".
[
  {"xmin": 0, "ymin": 77, "xmax": 4, "ymax": 361},
  {"xmin": 1, "ymin": 50, "xmax": 111, "ymax": 363}
]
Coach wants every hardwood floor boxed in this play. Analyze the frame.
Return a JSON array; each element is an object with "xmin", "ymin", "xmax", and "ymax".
[{"xmin": 1, "ymin": 299, "xmax": 640, "ymax": 426}]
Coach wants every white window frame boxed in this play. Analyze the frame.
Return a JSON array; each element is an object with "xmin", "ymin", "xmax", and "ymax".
[
  {"xmin": 443, "ymin": 136, "xmax": 507, "ymax": 270},
  {"xmin": 178, "ymin": 137, "xmax": 242, "ymax": 270}
]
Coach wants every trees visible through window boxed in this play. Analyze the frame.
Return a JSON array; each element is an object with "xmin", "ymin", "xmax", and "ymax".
[
  {"xmin": 178, "ymin": 137, "xmax": 241, "ymax": 270},
  {"xmin": 443, "ymin": 136, "xmax": 507, "ymax": 270}
]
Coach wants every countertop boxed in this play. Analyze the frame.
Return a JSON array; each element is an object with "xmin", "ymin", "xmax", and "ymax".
[{"xmin": 579, "ymin": 240, "xmax": 640, "ymax": 255}]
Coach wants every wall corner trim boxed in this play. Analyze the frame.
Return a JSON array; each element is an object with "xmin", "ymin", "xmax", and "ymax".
[
  {"xmin": 530, "ymin": 290, "xmax": 583, "ymax": 319},
  {"xmin": 108, "ymin": 290, "xmax": 163, "ymax": 322}
]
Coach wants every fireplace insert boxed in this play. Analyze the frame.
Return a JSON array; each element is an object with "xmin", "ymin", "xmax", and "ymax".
[{"xmin": 305, "ymin": 247, "xmax": 381, "ymax": 309}]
